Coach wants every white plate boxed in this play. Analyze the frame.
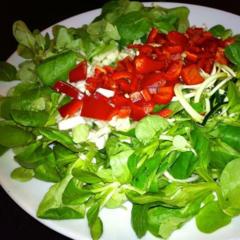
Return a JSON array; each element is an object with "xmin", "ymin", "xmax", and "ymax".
[{"xmin": 1, "ymin": 2, "xmax": 240, "ymax": 240}]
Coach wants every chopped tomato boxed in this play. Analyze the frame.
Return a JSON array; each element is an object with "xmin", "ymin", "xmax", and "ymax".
[
  {"xmin": 69, "ymin": 60, "xmax": 87, "ymax": 82},
  {"xmin": 181, "ymin": 64, "xmax": 204, "ymax": 85},
  {"xmin": 58, "ymin": 99, "xmax": 83, "ymax": 117}
]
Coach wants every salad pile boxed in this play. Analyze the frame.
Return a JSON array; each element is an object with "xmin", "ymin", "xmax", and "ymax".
[{"xmin": 1, "ymin": 0, "xmax": 240, "ymax": 239}]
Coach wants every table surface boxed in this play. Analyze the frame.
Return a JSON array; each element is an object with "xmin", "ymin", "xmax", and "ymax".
[{"xmin": 1, "ymin": 1, "xmax": 240, "ymax": 239}]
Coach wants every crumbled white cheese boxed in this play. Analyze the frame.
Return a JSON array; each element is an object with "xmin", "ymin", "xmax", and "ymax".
[
  {"xmin": 96, "ymin": 88, "xmax": 115, "ymax": 98},
  {"xmin": 88, "ymin": 126, "xmax": 111, "ymax": 149},
  {"xmin": 109, "ymin": 116, "xmax": 131, "ymax": 131},
  {"xmin": 74, "ymin": 80, "xmax": 87, "ymax": 93},
  {"xmin": 58, "ymin": 116, "xmax": 86, "ymax": 130},
  {"xmin": 93, "ymin": 49, "xmax": 119, "ymax": 67}
]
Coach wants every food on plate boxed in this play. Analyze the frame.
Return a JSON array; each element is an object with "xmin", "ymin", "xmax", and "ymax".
[{"xmin": 1, "ymin": 0, "xmax": 240, "ymax": 239}]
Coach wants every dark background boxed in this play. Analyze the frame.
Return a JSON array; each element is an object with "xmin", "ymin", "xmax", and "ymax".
[{"xmin": 0, "ymin": 1, "xmax": 239, "ymax": 239}]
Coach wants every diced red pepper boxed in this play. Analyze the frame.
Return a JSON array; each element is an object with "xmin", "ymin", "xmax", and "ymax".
[
  {"xmin": 187, "ymin": 28, "xmax": 213, "ymax": 46},
  {"xmin": 152, "ymin": 86, "xmax": 174, "ymax": 104},
  {"xmin": 181, "ymin": 64, "xmax": 204, "ymax": 85},
  {"xmin": 222, "ymin": 37, "xmax": 235, "ymax": 47},
  {"xmin": 198, "ymin": 55, "xmax": 215, "ymax": 73},
  {"xmin": 167, "ymin": 31, "xmax": 188, "ymax": 48},
  {"xmin": 165, "ymin": 60, "xmax": 182, "ymax": 82},
  {"xmin": 53, "ymin": 80, "xmax": 84, "ymax": 99},
  {"xmin": 112, "ymin": 72, "xmax": 133, "ymax": 81},
  {"xmin": 129, "ymin": 44, "xmax": 154, "ymax": 55},
  {"xmin": 155, "ymin": 108, "xmax": 173, "ymax": 118},
  {"xmin": 130, "ymin": 104, "xmax": 146, "ymax": 121},
  {"xmin": 103, "ymin": 65, "xmax": 114, "ymax": 73},
  {"xmin": 58, "ymin": 99, "xmax": 83, "ymax": 117},
  {"xmin": 215, "ymin": 47, "xmax": 228, "ymax": 65},
  {"xmin": 155, "ymin": 33, "xmax": 167, "ymax": 45},
  {"xmin": 117, "ymin": 79, "xmax": 131, "ymax": 93},
  {"xmin": 110, "ymin": 95, "xmax": 132, "ymax": 107},
  {"xmin": 69, "ymin": 60, "xmax": 87, "ymax": 82},
  {"xmin": 141, "ymin": 88, "xmax": 152, "ymax": 102},
  {"xmin": 139, "ymin": 100, "xmax": 155, "ymax": 114},
  {"xmin": 80, "ymin": 93, "xmax": 115, "ymax": 121},
  {"xmin": 142, "ymin": 72, "xmax": 166, "ymax": 94},
  {"xmin": 134, "ymin": 55, "xmax": 165, "ymax": 74},
  {"xmin": 115, "ymin": 106, "xmax": 131, "ymax": 118},
  {"xmin": 164, "ymin": 45, "xmax": 184, "ymax": 54},
  {"xmin": 147, "ymin": 28, "xmax": 159, "ymax": 43},
  {"xmin": 185, "ymin": 51, "xmax": 198, "ymax": 62},
  {"xmin": 186, "ymin": 46, "xmax": 201, "ymax": 54}
]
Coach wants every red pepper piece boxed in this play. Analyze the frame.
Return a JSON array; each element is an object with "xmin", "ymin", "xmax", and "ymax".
[
  {"xmin": 110, "ymin": 95, "xmax": 132, "ymax": 107},
  {"xmin": 69, "ymin": 60, "xmax": 87, "ymax": 82},
  {"xmin": 215, "ymin": 47, "xmax": 228, "ymax": 65},
  {"xmin": 128, "ymin": 44, "xmax": 154, "ymax": 55},
  {"xmin": 152, "ymin": 86, "xmax": 174, "ymax": 104},
  {"xmin": 181, "ymin": 64, "xmax": 204, "ymax": 85},
  {"xmin": 222, "ymin": 37, "xmax": 235, "ymax": 47},
  {"xmin": 53, "ymin": 80, "xmax": 84, "ymax": 99},
  {"xmin": 117, "ymin": 79, "xmax": 132, "ymax": 93},
  {"xmin": 164, "ymin": 45, "xmax": 184, "ymax": 54},
  {"xmin": 187, "ymin": 28, "xmax": 213, "ymax": 46},
  {"xmin": 186, "ymin": 46, "xmax": 201, "ymax": 54},
  {"xmin": 58, "ymin": 99, "xmax": 83, "ymax": 117},
  {"xmin": 141, "ymin": 88, "xmax": 152, "ymax": 102},
  {"xmin": 80, "ymin": 93, "xmax": 115, "ymax": 121},
  {"xmin": 101, "ymin": 74, "xmax": 116, "ymax": 90},
  {"xmin": 134, "ymin": 55, "xmax": 165, "ymax": 74},
  {"xmin": 139, "ymin": 100, "xmax": 155, "ymax": 114},
  {"xmin": 155, "ymin": 33, "xmax": 167, "ymax": 45},
  {"xmin": 198, "ymin": 55, "xmax": 215, "ymax": 74},
  {"xmin": 130, "ymin": 103, "xmax": 146, "ymax": 121},
  {"xmin": 167, "ymin": 31, "xmax": 188, "ymax": 48},
  {"xmin": 165, "ymin": 60, "xmax": 183, "ymax": 82},
  {"xmin": 112, "ymin": 72, "xmax": 133, "ymax": 81},
  {"xmin": 122, "ymin": 56, "xmax": 135, "ymax": 72},
  {"xmin": 114, "ymin": 106, "xmax": 131, "ymax": 118},
  {"xmin": 103, "ymin": 65, "xmax": 114, "ymax": 73},
  {"xmin": 155, "ymin": 108, "xmax": 173, "ymax": 118},
  {"xmin": 185, "ymin": 51, "xmax": 198, "ymax": 62},
  {"xmin": 142, "ymin": 72, "xmax": 166, "ymax": 93},
  {"xmin": 147, "ymin": 28, "xmax": 159, "ymax": 43}
]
